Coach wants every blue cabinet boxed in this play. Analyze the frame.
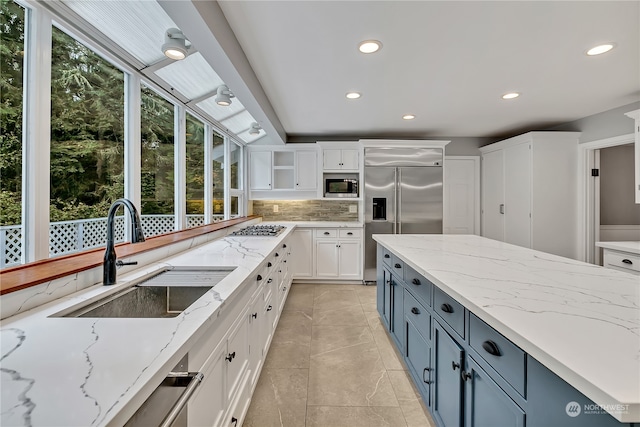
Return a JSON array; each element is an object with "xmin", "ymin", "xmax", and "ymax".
[
  {"xmin": 433, "ymin": 321, "xmax": 464, "ymax": 427},
  {"xmin": 405, "ymin": 304, "xmax": 433, "ymax": 407},
  {"xmin": 377, "ymin": 255, "xmax": 404, "ymax": 351},
  {"xmin": 463, "ymin": 356, "xmax": 525, "ymax": 427},
  {"xmin": 378, "ymin": 266, "xmax": 392, "ymax": 330}
]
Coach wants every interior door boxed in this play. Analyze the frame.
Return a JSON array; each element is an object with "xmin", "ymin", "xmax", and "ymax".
[
  {"xmin": 398, "ymin": 167, "xmax": 443, "ymax": 234},
  {"xmin": 481, "ymin": 150, "xmax": 504, "ymax": 241}
]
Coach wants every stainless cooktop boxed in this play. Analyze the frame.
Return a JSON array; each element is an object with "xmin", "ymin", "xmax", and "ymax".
[{"xmin": 230, "ymin": 225, "xmax": 286, "ymax": 237}]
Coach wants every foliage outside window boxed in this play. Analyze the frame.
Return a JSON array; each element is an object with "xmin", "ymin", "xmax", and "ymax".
[
  {"xmin": 49, "ymin": 26, "xmax": 125, "ymax": 224},
  {"xmin": 229, "ymin": 141, "xmax": 241, "ymax": 190},
  {"xmin": 141, "ymin": 85, "xmax": 175, "ymax": 235},
  {"xmin": 186, "ymin": 113, "xmax": 205, "ymax": 226},
  {"xmin": 0, "ymin": 0, "xmax": 25, "ymax": 228},
  {"xmin": 212, "ymin": 131, "xmax": 224, "ymax": 221}
]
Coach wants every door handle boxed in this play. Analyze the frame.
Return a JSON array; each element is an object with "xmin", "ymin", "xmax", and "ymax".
[{"xmin": 499, "ymin": 204, "xmax": 505, "ymax": 214}]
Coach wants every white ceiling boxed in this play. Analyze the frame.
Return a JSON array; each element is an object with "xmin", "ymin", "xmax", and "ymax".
[{"xmin": 216, "ymin": 0, "xmax": 640, "ymax": 139}]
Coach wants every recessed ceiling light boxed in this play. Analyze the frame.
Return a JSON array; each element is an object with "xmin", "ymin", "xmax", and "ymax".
[
  {"xmin": 402, "ymin": 114, "xmax": 416, "ymax": 120},
  {"xmin": 502, "ymin": 92, "xmax": 520, "ymax": 100},
  {"xmin": 346, "ymin": 92, "xmax": 361, "ymax": 99},
  {"xmin": 586, "ymin": 43, "xmax": 615, "ymax": 56},
  {"xmin": 358, "ymin": 40, "xmax": 382, "ymax": 54}
]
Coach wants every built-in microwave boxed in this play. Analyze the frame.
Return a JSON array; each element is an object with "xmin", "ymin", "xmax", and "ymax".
[{"xmin": 325, "ymin": 178, "xmax": 358, "ymax": 197}]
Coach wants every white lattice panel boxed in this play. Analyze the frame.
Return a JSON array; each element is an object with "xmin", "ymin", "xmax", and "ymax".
[
  {"xmin": 187, "ymin": 215, "xmax": 205, "ymax": 228},
  {"xmin": 80, "ymin": 216, "xmax": 125, "ymax": 249},
  {"xmin": 142, "ymin": 215, "xmax": 175, "ymax": 237},
  {"xmin": 50, "ymin": 222, "xmax": 80, "ymax": 256},
  {"xmin": 1, "ymin": 226, "xmax": 22, "ymax": 267}
]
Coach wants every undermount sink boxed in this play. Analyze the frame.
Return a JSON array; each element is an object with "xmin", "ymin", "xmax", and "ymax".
[{"xmin": 54, "ymin": 266, "xmax": 236, "ymax": 318}]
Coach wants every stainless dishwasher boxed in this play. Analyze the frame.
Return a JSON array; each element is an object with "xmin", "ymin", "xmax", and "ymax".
[{"xmin": 125, "ymin": 354, "xmax": 203, "ymax": 427}]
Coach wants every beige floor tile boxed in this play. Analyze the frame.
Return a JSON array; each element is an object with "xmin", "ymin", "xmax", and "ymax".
[
  {"xmin": 306, "ymin": 406, "xmax": 408, "ymax": 427},
  {"xmin": 263, "ymin": 309, "xmax": 312, "ymax": 369},
  {"xmin": 283, "ymin": 284, "xmax": 315, "ymax": 311},
  {"xmin": 400, "ymin": 399, "xmax": 437, "ymax": 427},
  {"xmin": 313, "ymin": 288, "xmax": 361, "ymax": 311},
  {"xmin": 243, "ymin": 368, "xmax": 308, "ymax": 427},
  {"xmin": 310, "ymin": 325, "xmax": 375, "ymax": 355},
  {"xmin": 365, "ymin": 312, "xmax": 406, "ymax": 371},
  {"xmin": 313, "ymin": 304, "xmax": 368, "ymax": 326},
  {"xmin": 388, "ymin": 369, "xmax": 435, "ymax": 427}
]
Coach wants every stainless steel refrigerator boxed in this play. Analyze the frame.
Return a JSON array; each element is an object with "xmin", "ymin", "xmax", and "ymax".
[{"xmin": 363, "ymin": 147, "xmax": 443, "ymax": 282}]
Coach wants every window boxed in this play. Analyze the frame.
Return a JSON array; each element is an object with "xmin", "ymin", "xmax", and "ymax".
[
  {"xmin": 229, "ymin": 141, "xmax": 241, "ymax": 190},
  {"xmin": 49, "ymin": 26, "xmax": 125, "ymax": 257},
  {"xmin": 185, "ymin": 113, "xmax": 205, "ymax": 228},
  {"xmin": 212, "ymin": 130, "xmax": 224, "ymax": 221},
  {"xmin": 140, "ymin": 85, "xmax": 175, "ymax": 236},
  {"xmin": 0, "ymin": 0, "xmax": 26, "ymax": 267}
]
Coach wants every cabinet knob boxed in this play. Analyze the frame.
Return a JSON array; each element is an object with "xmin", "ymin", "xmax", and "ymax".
[
  {"xmin": 412, "ymin": 278, "xmax": 421, "ymax": 286},
  {"xmin": 267, "ymin": 305, "xmax": 273, "ymax": 312},
  {"xmin": 411, "ymin": 307, "xmax": 420, "ymax": 315},
  {"xmin": 451, "ymin": 361, "xmax": 460, "ymax": 371},
  {"xmin": 275, "ymin": 252, "xmax": 279, "ymax": 257},
  {"xmin": 440, "ymin": 303, "xmax": 454, "ymax": 314},
  {"xmin": 225, "ymin": 351, "xmax": 236, "ymax": 362},
  {"xmin": 283, "ymin": 244, "xmax": 287, "ymax": 248},
  {"xmin": 324, "ymin": 231, "xmax": 330, "ymax": 235},
  {"xmin": 622, "ymin": 258, "xmax": 633, "ymax": 265},
  {"xmin": 283, "ymin": 286, "xmax": 287, "ymax": 292},
  {"xmin": 461, "ymin": 370, "xmax": 472, "ymax": 382},
  {"xmin": 499, "ymin": 204, "xmax": 505, "ymax": 214},
  {"xmin": 267, "ymin": 278, "xmax": 273, "ymax": 283},
  {"xmin": 268, "ymin": 262, "xmax": 272, "ymax": 267},
  {"xmin": 384, "ymin": 254, "xmax": 390, "ymax": 259},
  {"xmin": 231, "ymin": 416, "xmax": 238, "ymax": 427},
  {"xmin": 347, "ymin": 232, "xmax": 353, "ymax": 236},
  {"xmin": 422, "ymin": 367, "xmax": 432, "ymax": 384},
  {"xmin": 394, "ymin": 263, "xmax": 402, "ymax": 269},
  {"xmin": 482, "ymin": 340, "xmax": 502, "ymax": 356},
  {"xmin": 257, "ymin": 274, "xmax": 263, "ymax": 281},
  {"xmin": 251, "ymin": 312, "xmax": 257, "ymax": 319}
]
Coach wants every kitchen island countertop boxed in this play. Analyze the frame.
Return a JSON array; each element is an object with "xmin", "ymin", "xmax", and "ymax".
[
  {"xmin": 373, "ymin": 234, "xmax": 640, "ymax": 423},
  {"xmin": 596, "ymin": 241, "xmax": 640, "ymax": 255}
]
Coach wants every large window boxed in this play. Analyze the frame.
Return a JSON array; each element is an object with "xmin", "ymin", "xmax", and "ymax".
[
  {"xmin": 186, "ymin": 113, "xmax": 205, "ymax": 228},
  {"xmin": 212, "ymin": 131, "xmax": 224, "ymax": 221},
  {"xmin": 49, "ymin": 27, "xmax": 125, "ymax": 256},
  {"xmin": 0, "ymin": 0, "xmax": 25, "ymax": 267},
  {"xmin": 140, "ymin": 85, "xmax": 175, "ymax": 236}
]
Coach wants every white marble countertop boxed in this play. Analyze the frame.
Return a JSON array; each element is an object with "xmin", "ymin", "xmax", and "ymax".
[
  {"xmin": 269, "ymin": 221, "xmax": 362, "ymax": 228},
  {"xmin": 0, "ymin": 226, "xmax": 295, "ymax": 427},
  {"xmin": 596, "ymin": 241, "xmax": 640, "ymax": 255},
  {"xmin": 373, "ymin": 234, "xmax": 640, "ymax": 423}
]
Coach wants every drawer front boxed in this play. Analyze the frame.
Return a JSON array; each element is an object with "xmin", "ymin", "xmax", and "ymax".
[
  {"xmin": 433, "ymin": 287, "xmax": 465, "ymax": 338},
  {"xmin": 469, "ymin": 314, "xmax": 526, "ymax": 396},
  {"xmin": 404, "ymin": 290, "xmax": 430, "ymax": 341},
  {"xmin": 381, "ymin": 246, "xmax": 393, "ymax": 267},
  {"xmin": 315, "ymin": 228, "xmax": 337, "ymax": 238},
  {"xmin": 338, "ymin": 228, "xmax": 362, "ymax": 239},
  {"xmin": 390, "ymin": 255, "xmax": 404, "ymax": 278},
  {"xmin": 604, "ymin": 250, "xmax": 640, "ymax": 273},
  {"xmin": 404, "ymin": 264, "xmax": 432, "ymax": 307}
]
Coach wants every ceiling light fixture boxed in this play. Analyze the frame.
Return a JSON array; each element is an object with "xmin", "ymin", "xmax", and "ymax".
[
  {"xmin": 402, "ymin": 114, "xmax": 416, "ymax": 120},
  {"xmin": 586, "ymin": 43, "xmax": 615, "ymax": 56},
  {"xmin": 346, "ymin": 92, "xmax": 361, "ymax": 99},
  {"xmin": 248, "ymin": 122, "xmax": 262, "ymax": 135},
  {"xmin": 502, "ymin": 92, "xmax": 520, "ymax": 100},
  {"xmin": 358, "ymin": 40, "xmax": 382, "ymax": 54},
  {"xmin": 215, "ymin": 85, "xmax": 234, "ymax": 106},
  {"xmin": 161, "ymin": 28, "xmax": 190, "ymax": 60}
]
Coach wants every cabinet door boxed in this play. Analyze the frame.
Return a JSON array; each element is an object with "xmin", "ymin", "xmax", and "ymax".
[
  {"xmin": 338, "ymin": 240, "xmax": 361, "ymax": 279},
  {"xmin": 248, "ymin": 294, "xmax": 263, "ymax": 386},
  {"xmin": 249, "ymin": 151, "xmax": 272, "ymax": 190},
  {"xmin": 226, "ymin": 316, "xmax": 249, "ymax": 401},
  {"xmin": 341, "ymin": 149, "xmax": 360, "ymax": 170},
  {"xmin": 290, "ymin": 229, "xmax": 313, "ymax": 278},
  {"xmin": 504, "ymin": 143, "xmax": 531, "ymax": 248},
  {"xmin": 406, "ymin": 319, "xmax": 433, "ymax": 406},
  {"xmin": 390, "ymin": 277, "xmax": 404, "ymax": 350},
  {"xmin": 444, "ymin": 157, "xmax": 478, "ymax": 234},
  {"xmin": 481, "ymin": 150, "xmax": 504, "ymax": 241},
  {"xmin": 464, "ymin": 356, "xmax": 525, "ymax": 427},
  {"xmin": 296, "ymin": 150, "xmax": 318, "ymax": 190},
  {"xmin": 188, "ymin": 345, "xmax": 227, "ymax": 427},
  {"xmin": 433, "ymin": 322, "xmax": 464, "ymax": 427},
  {"xmin": 315, "ymin": 240, "xmax": 339, "ymax": 277},
  {"xmin": 323, "ymin": 149, "xmax": 342, "ymax": 169},
  {"xmin": 263, "ymin": 293, "xmax": 276, "ymax": 355},
  {"xmin": 379, "ymin": 267, "xmax": 392, "ymax": 330}
]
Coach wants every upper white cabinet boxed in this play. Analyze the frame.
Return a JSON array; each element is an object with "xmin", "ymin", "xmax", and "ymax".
[
  {"xmin": 248, "ymin": 145, "xmax": 318, "ymax": 198},
  {"xmin": 322, "ymin": 148, "xmax": 359, "ymax": 171},
  {"xmin": 480, "ymin": 131, "xmax": 581, "ymax": 260},
  {"xmin": 623, "ymin": 109, "xmax": 640, "ymax": 204}
]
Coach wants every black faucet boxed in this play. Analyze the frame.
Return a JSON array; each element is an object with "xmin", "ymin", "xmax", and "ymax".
[{"xmin": 103, "ymin": 198, "xmax": 146, "ymax": 286}]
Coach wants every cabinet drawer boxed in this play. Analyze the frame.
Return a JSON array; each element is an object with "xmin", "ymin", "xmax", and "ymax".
[
  {"xmin": 469, "ymin": 313, "xmax": 526, "ymax": 396},
  {"xmin": 404, "ymin": 264, "xmax": 432, "ymax": 307},
  {"xmin": 338, "ymin": 228, "xmax": 362, "ymax": 238},
  {"xmin": 381, "ymin": 246, "xmax": 393, "ymax": 266},
  {"xmin": 390, "ymin": 255, "xmax": 404, "ymax": 278},
  {"xmin": 433, "ymin": 287, "xmax": 465, "ymax": 338},
  {"xmin": 603, "ymin": 250, "xmax": 640, "ymax": 273},
  {"xmin": 315, "ymin": 228, "xmax": 337, "ymax": 238},
  {"xmin": 404, "ymin": 290, "xmax": 430, "ymax": 341}
]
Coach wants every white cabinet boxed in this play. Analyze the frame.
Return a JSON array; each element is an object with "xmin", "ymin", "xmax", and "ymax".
[
  {"xmin": 249, "ymin": 151, "xmax": 272, "ymax": 190},
  {"xmin": 480, "ymin": 131, "xmax": 581, "ymax": 259},
  {"xmin": 313, "ymin": 228, "xmax": 362, "ymax": 279},
  {"xmin": 323, "ymin": 148, "xmax": 359, "ymax": 171},
  {"xmin": 290, "ymin": 228, "xmax": 314, "ymax": 278},
  {"xmin": 623, "ymin": 109, "xmax": 640, "ymax": 204},
  {"xmin": 188, "ymin": 342, "xmax": 227, "ymax": 427},
  {"xmin": 295, "ymin": 150, "xmax": 317, "ymax": 190}
]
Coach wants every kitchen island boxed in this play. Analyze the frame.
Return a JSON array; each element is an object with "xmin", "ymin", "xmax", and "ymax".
[
  {"xmin": 374, "ymin": 234, "xmax": 639, "ymax": 426},
  {"xmin": 1, "ymin": 225, "xmax": 295, "ymax": 427}
]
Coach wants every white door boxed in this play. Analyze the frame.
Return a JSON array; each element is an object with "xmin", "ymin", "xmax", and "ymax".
[
  {"xmin": 323, "ymin": 149, "xmax": 342, "ymax": 169},
  {"xmin": 481, "ymin": 150, "xmax": 505, "ymax": 241},
  {"xmin": 249, "ymin": 151, "xmax": 272, "ymax": 190},
  {"xmin": 290, "ymin": 229, "xmax": 313, "ymax": 278},
  {"xmin": 504, "ymin": 143, "xmax": 532, "ymax": 248},
  {"xmin": 315, "ymin": 240, "xmax": 339, "ymax": 277},
  {"xmin": 338, "ymin": 240, "xmax": 361, "ymax": 279},
  {"xmin": 341, "ymin": 149, "xmax": 360, "ymax": 170},
  {"xmin": 444, "ymin": 157, "xmax": 479, "ymax": 234},
  {"xmin": 296, "ymin": 150, "xmax": 317, "ymax": 190}
]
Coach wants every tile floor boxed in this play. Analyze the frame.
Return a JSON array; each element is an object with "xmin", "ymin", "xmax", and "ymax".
[{"xmin": 243, "ymin": 283, "xmax": 437, "ymax": 427}]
